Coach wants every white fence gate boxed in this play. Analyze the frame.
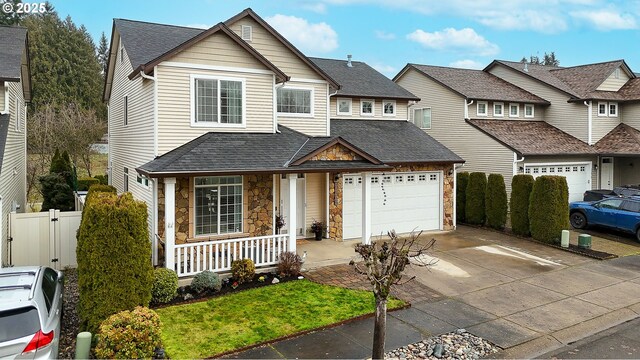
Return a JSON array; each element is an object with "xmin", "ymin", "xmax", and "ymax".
[{"xmin": 9, "ymin": 210, "xmax": 82, "ymax": 269}]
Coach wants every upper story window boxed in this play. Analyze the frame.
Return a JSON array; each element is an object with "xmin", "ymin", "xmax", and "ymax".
[
  {"xmin": 493, "ymin": 102, "xmax": 504, "ymax": 117},
  {"xmin": 191, "ymin": 75, "xmax": 245, "ymax": 126},
  {"xmin": 277, "ymin": 87, "xmax": 313, "ymax": 116},
  {"xmin": 337, "ymin": 98, "xmax": 352, "ymax": 116},
  {"xmin": 524, "ymin": 104, "xmax": 534, "ymax": 118},
  {"xmin": 123, "ymin": 95, "xmax": 128, "ymax": 126},
  {"xmin": 598, "ymin": 102, "xmax": 607, "ymax": 116},
  {"xmin": 413, "ymin": 107, "xmax": 431, "ymax": 129},
  {"xmin": 241, "ymin": 25, "xmax": 252, "ymax": 42},
  {"xmin": 509, "ymin": 103, "xmax": 519, "ymax": 117},
  {"xmin": 383, "ymin": 100, "xmax": 396, "ymax": 116},
  {"xmin": 609, "ymin": 102, "xmax": 618, "ymax": 117},
  {"xmin": 477, "ymin": 101, "xmax": 488, "ymax": 116},
  {"xmin": 360, "ymin": 99, "xmax": 374, "ymax": 116}
]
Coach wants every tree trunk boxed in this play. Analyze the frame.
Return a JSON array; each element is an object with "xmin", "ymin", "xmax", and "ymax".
[{"xmin": 372, "ymin": 296, "xmax": 388, "ymax": 359}]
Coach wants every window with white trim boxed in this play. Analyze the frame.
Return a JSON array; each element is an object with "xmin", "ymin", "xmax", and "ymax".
[
  {"xmin": 337, "ymin": 98, "xmax": 352, "ymax": 115},
  {"xmin": 609, "ymin": 102, "xmax": 618, "ymax": 117},
  {"xmin": 123, "ymin": 95, "xmax": 128, "ymax": 126},
  {"xmin": 195, "ymin": 176, "xmax": 243, "ymax": 236},
  {"xmin": 136, "ymin": 174, "xmax": 149, "ymax": 187},
  {"xmin": 509, "ymin": 103, "xmax": 519, "ymax": 117},
  {"xmin": 524, "ymin": 104, "xmax": 534, "ymax": 118},
  {"xmin": 241, "ymin": 25, "xmax": 252, "ymax": 41},
  {"xmin": 477, "ymin": 101, "xmax": 488, "ymax": 116},
  {"xmin": 192, "ymin": 76, "xmax": 244, "ymax": 125},
  {"xmin": 598, "ymin": 102, "xmax": 607, "ymax": 116},
  {"xmin": 413, "ymin": 107, "xmax": 431, "ymax": 129},
  {"xmin": 123, "ymin": 167, "xmax": 128, "ymax": 192},
  {"xmin": 383, "ymin": 100, "xmax": 396, "ymax": 116},
  {"xmin": 277, "ymin": 87, "xmax": 312, "ymax": 115},
  {"xmin": 360, "ymin": 99, "xmax": 374, "ymax": 116},
  {"xmin": 493, "ymin": 102, "xmax": 504, "ymax": 117}
]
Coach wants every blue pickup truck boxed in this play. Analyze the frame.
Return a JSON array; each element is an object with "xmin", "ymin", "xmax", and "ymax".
[{"xmin": 570, "ymin": 197, "xmax": 640, "ymax": 242}]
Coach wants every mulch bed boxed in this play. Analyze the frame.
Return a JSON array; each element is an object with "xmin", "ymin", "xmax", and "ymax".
[{"xmin": 59, "ymin": 268, "xmax": 80, "ymax": 359}]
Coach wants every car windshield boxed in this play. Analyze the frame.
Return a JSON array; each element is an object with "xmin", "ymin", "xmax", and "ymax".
[{"xmin": 0, "ymin": 307, "xmax": 40, "ymax": 342}]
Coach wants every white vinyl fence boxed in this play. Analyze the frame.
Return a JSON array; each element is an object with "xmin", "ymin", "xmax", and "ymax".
[{"xmin": 9, "ymin": 209, "xmax": 82, "ymax": 270}]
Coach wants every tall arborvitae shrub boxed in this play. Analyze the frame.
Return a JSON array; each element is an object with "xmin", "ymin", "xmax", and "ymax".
[
  {"xmin": 456, "ymin": 172, "xmax": 470, "ymax": 223},
  {"xmin": 529, "ymin": 176, "xmax": 569, "ymax": 243},
  {"xmin": 84, "ymin": 184, "xmax": 117, "ymax": 207},
  {"xmin": 77, "ymin": 192, "xmax": 153, "ymax": 333},
  {"xmin": 510, "ymin": 174, "xmax": 534, "ymax": 236},
  {"xmin": 465, "ymin": 172, "xmax": 487, "ymax": 225},
  {"xmin": 485, "ymin": 174, "xmax": 508, "ymax": 230},
  {"xmin": 41, "ymin": 148, "xmax": 75, "ymax": 211}
]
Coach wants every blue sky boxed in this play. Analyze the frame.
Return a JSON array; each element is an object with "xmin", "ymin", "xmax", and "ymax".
[{"xmin": 52, "ymin": 0, "xmax": 640, "ymax": 77}]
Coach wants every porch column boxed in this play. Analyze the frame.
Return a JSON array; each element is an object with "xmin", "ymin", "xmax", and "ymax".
[
  {"xmin": 287, "ymin": 173, "xmax": 297, "ymax": 253},
  {"xmin": 164, "ymin": 177, "xmax": 176, "ymax": 271},
  {"xmin": 362, "ymin": 172, "xmax": 372, "ymax": 245}
]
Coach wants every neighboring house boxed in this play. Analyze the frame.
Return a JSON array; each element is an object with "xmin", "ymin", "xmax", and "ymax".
[
  {"xmin": 395, "ymin": 60, "xmax": 640, "ymax": 202},
  {"xmin": 0, "ymin": 26, "xmax": 30, "ymax": 266},
  {"xmin": 104, "ymin": 8, "xmax": 463, "ymax": 277}
]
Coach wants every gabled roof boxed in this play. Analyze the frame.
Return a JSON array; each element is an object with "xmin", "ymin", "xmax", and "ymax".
[
  {"xmin": 290, "ymin": 137, "xmax": 384, "ymax": 165},
  {"xmin": 396, "ymin": 64, "xmax": 548, "ymax": 105},
  {"xmin": 310, "ymin": 57, "xmax": 419, "ymax": 100},
  {"xmin": 594, "ymin": 124, "xmax": 640, "ymax": 156},
  {"xmin": 0, "ymin": 25, "xmax": 31, "ymax": 100},
  {"xmin": 0, "ymin": 114, "xmax": 9, "ymax": 174},
  {"xmin": 618, "ymin": 78, "xmax": 640, "ymax": 101},
  {"xmin": 466, "ymin": 119, "xmax": 595, "ymax": 156}
]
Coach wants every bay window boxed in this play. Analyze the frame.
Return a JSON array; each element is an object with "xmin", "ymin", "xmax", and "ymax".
[{"xmin": 195, "ymin": 176, "xmax": 243, "ymax": 236}]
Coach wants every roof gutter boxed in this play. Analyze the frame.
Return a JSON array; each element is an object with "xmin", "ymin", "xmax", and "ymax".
[
  {"xmin": 584, "ymin": 100, "xmax": 592, "ymax": 145},
  {"xmin": 0, "ymin": 82, "xmax": 8, "ymax": 114},
  {"xmin": 284, "ymin": 138, "xmax": 309, "ymax": 167},
  {"xmin": 274, "ymin": 80, "xmax": 287, "ymax": 133},
  {"xmin": 513, "ymin": 152, "xmax": 525, "ymax": 176}
]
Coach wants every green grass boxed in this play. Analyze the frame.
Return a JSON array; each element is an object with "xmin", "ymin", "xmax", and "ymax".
[{"xmin": 155, "ymin": 280, "xmax": 405, "ymax": 358}]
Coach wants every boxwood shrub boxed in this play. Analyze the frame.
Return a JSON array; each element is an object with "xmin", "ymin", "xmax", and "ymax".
[
  {"xmin": 485, "ymin": 174, "xmax": 508, "ymax": 230},
  {"xmin": 94, "ymin": 306, "xmax": 162, "ymax": 359},
  {"xmin": 77, "ymin": 192, "xmax": 153, "ymax": 333},
  {"xmin": 77, "ymin": 176, "xmax": 100, "ymax": 191},
  {"xmin": 456, "ymin": 172, "xmax": 469, "ymax": 223},
  {"xmin": 85, "ymin": 184, "xmax": 117, "ymax": 206},
  {"xmin": 529, "ymin": 176, "xmax": 569, "ymax": 244},
  {"xmin": 510, "ymin": 174, "xmax": 534, "ymax": 236},
  {"xmin": 231, "ymin": 259, "xmax": 256, "ymax": 284},
  {"xmin": 151, "ymin": 268, "xmax": 179, "ymax": 304},
  {"xmin": 465, "ymin": 172, "xmax": 487, "ymax": 225}
]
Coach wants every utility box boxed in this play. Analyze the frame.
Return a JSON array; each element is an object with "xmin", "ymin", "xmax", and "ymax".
[{"xmin": 578, "ymin": 234, "xmax": 592, "ymax": 249}]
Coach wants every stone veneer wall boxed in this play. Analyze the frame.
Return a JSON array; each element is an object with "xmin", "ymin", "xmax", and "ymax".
[
  {"xmin": 245, "ymin": 174, "xmax": 274, "ymax": 236},
  {"xmin": 157, "ymin": 177, "xmax": 190, "ymax": 244},
  {"xmin": 310, "ymin": 144, "xmax": 362, "ymax": 161},
  {"xmin": 328, "ymin": 173, "xmax": 343, "ymax": 241}
]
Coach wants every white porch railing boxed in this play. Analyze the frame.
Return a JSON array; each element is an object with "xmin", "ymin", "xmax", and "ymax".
[{"xmin": 173, "ymin": 234, "xmax": 289, "ymax": 277}]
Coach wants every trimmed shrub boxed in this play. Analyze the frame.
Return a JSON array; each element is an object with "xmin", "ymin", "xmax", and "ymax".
[
  {"xmin": 456, "ymin": 172, "xmax": 470, "ymax": 223},
  {"xmin": 465, "ymin": 172, "xmax": 487, "ymax": 225},
  {"xmin": 151, "ymin": 268, "xmax": 178, "ymax": 304},
  {"xmin": 485, "ymin": 174, "xmax": 508, "ymax": 230},
  {"xmin": 190, "ymin": 270, "xmax": 222, "ymax": 293},
  {"xmin": 231, "ymin": 259, "xmax": 255, "ymax": 284},
  {"xmin": 529, "ymin": 176, "xmax": 570, "ymax": 244},
  {"xmin": 77, "ymin": 192, "xmax": 153, "ymax": 333},
  {"xmin": 94, "ymin": 306, "xmax": 162, "ymax": 359},
  {"xmin": 510, "ymin": 175, "xmax": 534, "ymax": 236},
  {"xmin": 277, "ymin": 251, "xmax": 303, "ymax": 277},
  {"xmin": 77, "ymin": 176, "xmax": 100, "ymax": 191},
  {"xmin": 85, "ymin": 184, "xmax": 117, "ymax": 206},
  {"xmin": 95, "ymin": 174, "xmax": 108, "ymax": 185}
]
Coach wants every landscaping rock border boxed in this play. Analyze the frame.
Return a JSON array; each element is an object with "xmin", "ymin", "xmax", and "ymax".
[
  {"xmin": 385, "ymin": 329, "xmax": 499, "ymax": 359},
  {"xmin": 59, "ymin": 268, "xmax": 79, "ymax": 359}
]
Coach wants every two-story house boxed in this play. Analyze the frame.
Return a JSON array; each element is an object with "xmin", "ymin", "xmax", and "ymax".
[
  {"xmin": 0, "ymin": 26, "xmax": 30, "ymax": 266},
  {"xmin": 104, "ymin": 8, "xmax": 463, "ymax": 277},
  {"xmin": 395, "ymin": 60, "xmax": 640, "ymax": 203}
]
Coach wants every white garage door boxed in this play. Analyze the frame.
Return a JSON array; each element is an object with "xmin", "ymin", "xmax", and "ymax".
[
  {"xmin": 524, "ymin": 163, "xmax": 591, "ymax": 203},
  {"xmin": 342, "ymin": 172, "xmax": 442, "ymax": 240}
]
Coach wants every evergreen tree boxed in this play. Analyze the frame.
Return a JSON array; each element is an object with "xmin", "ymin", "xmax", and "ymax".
[
  {"xmin": 0, "ymin": 0, "xmax": 25, "ymax": 25},
  {"xmin": 521, "ymin": 52, "xmax": 560, "ymax": 66},
  {"xmin": 97, "ymin": 32, "xmax": 109, "ymax": 75}
]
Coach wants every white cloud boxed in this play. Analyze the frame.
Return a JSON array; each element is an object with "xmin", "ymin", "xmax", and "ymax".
[
  {"xmin": 571, "ymin": 9, "xmax": 637, "ymax": 30},
  {"xmin": 449, "ymin": 59, "xmax": 484, "ymax": 69},
  {"xmin": 407, "ymin": 28, "xmax": 499, "ymax": 56},
  {"xmin": 476, "ymin": 10, "xmax": 567, "ymax": 33},
  {"xmin": 375, "ymin": 30, "xmax": 396, "ymax": 40},
  {"xmin": 183, "ymin": 23, "xmax": 211, "ymax": 29},
  {"xmin": 370, "ymin": 63, "xmax": 397, "ymax": 77},
  {"xmin": 301, "ymin": 2, "xmax": 327, "ymax": 13},
  {"xmin": 265, "ymin": 14, "xmax": 338, "ymax": 53}
]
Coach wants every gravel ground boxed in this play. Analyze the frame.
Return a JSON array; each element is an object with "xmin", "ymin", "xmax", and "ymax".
[
  {"xmin": 59, "ymin": 268, "xmax": 80, "ymax": 359},
  {"xmin": 386, "ymin": 329, "xmax": 499, "ymax": 359}
]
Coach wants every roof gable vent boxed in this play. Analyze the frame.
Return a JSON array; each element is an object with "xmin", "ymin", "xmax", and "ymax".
[{"xmin": 241, "ymin": 25, "xmax": 252, "ymax": 42}]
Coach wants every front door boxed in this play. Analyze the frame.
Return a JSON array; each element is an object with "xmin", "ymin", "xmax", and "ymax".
[
  {"xmin": 280, "ymin": 175, "xmax": 306, "ymax": 237},
  {"xmin": 600, "ymin": 157, "xmax": 614, "ymax": 190}
]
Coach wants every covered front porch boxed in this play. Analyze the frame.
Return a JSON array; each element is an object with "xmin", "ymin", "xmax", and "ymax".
[{"xmin": 595, "ymin": 123, "xmax": 640, "ymax": 188}]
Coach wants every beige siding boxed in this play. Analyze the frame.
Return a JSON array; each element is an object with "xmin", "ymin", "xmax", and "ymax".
[
  {"xmin": 329, "ymin": 97, "xmax": 409, "ymax": 120},
  {"xmin": 229, "ymin": 17, "xmax": 323, "ymax": 80},
  {"xmin": 305, "ymin": 173, "xmax": 326, "ymax": 233},
  {"xmin": 156, "ymin": 65, "xmax": 275, "ymax": 153},
  {"xmin": 395, "ymin": 68, "xmax": 514, "ymax": 193},
  {"xmin": 592, "ymin": 101, "xmax": 621, "ymax": 143},
  {"xmin": 108, "ymin": 36, "xmax": 154, "ymax": 238},
  {"xmin": 621, "ymin": 102, "xmax": 640, "ymax": 130},
  {"xmin": 467, "ymin": 101, "xmax": 545, "ymax": 121},
  {"xmin": 276, "ymin": 81, "xmax": 328, "ymax": 136},
  {"xmin": 596, "ymin": 67, "xmax": 630, "ymax": 91},
  {"xmin": 489, "ymin": 65, "xmax": 589, "ymax": 142},
  {"xmin": 523, "ymin": 155, "xmax": 597, "ymax": 189},
  {"xmin": 0, "ymin": 86, "xmax": 4, "ymax": 111},
  {"xmin": 614, "ymin": 157, "xmax": 640, "ymax": 186},
  {"xmin": 1, "ymin": 80, "xmax": 27, "ymax": 265}
]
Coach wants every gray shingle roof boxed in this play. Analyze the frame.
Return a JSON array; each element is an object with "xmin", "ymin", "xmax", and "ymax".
[
  {"xmin": 406, "ymin": 64, "xmax": 549, "ymax": 104},
  {"xmin": 310, "ymin": 57, "xmax": 419, "ymax": 100},
  {"xmin": 0, "ymin": 114, "xmax": 9, "ymax": 175},
  {"xmin": 0, "ymin": 26, "xmax": 27, "ymax": 81}
]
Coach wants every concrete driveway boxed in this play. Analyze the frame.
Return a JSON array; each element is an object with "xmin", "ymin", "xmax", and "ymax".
[{"xmin": 406, "ymin": 226, "xmax": 640, "ymax": 357}]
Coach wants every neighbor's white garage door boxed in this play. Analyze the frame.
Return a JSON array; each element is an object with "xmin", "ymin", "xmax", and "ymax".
[
  {"xmin": 342, "ymin": 172, "xmax": 442, "ymax": 240},
  {"xmin": 524, "ymin": 163, "xmax": 591, "ymax": 203}
]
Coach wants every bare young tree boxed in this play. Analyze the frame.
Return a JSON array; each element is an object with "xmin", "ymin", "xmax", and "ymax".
[{"xmin": 351, "ymin": 231, "xmax": 436, "ymax": 359}]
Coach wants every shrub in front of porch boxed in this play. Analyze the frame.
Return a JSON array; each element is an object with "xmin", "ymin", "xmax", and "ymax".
[
  {"xmin": 510, "ymin": 174, "xmax": 534, "ymax": 236},
  {"xmin": 465, "ymin": 172, "xmax": 487, "ymax": 225},
  {"xmin": 152, "ymin": 268, "xmax": 179, "ymax": 304},
  {"xmin": 456, "ymin": 172, "xmax": 469, "ymax": 223},
  {"xmin": 529, "ymin": 176, "xmax": 569, "ymax": 244},
  {"xmin": 231, "ymin": 259, "xmax": 256, "ymax": 284},
  {"xmin": 277, "ymin": 252, "xmax": 303, "ymax": 277},
  {"xmin": 485, "ymin": 174, "xmax": 508, "ymax": 230},
  {"xmin": 190, "ymin": 270, "xmax": 222, "ymax": 293},
  {"xmin": 77, "ymin": 192, "xmax": 154, "ymax": 333},
  {"xmin": 95, "ymin": 306, "xmax": 162, "ymax": 359}
]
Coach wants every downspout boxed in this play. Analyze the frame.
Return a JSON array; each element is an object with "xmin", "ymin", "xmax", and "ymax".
[
  {"xmin": 464, "ymin": 99, "xmax": 474, "ymax": 119},
  {"xmin": 106, "ymin": 104, "xmax": 111, "ymax": 185},
  {"xmin": 452, "ymin": 163, "xmax": 464, "ymax": 230},
  {"xmin": 407, "ymin": 100, "xmax": 417, "ymax": 122},
  {"xmin": 140, "ymin": 69, "xmax": 158, "ymax": 157},
  {"xmin": 140, "ymin": 69, "xmax": 159, "ymax": 264},
  {"xmin": 513, "ymin": 152, "xmax": 525, "ymax": 176},
  {"xmin": 1, "ymin": 82, "xmax": 8, "ymax": 114},
  {"xmin": 327, "ymin": 87, "xmax": 338, "ymax": 135},
  {"xmin": 274, "ymin": 79, "xmax": 287, "ymax": 134},
  {"xmin": 584, "ymin": 100, "xmax": 592, "ymax": 145}
]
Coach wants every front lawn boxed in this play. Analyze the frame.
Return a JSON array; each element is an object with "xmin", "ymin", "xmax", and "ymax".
[{"xmin": 155, "ymin": 279, "xmax": 405, "ymax": 358}]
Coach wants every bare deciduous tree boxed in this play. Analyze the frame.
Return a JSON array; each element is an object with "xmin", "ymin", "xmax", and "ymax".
[{"xmin": 351, "ymin": 231, "xmax": 436, "ymax": 359}]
